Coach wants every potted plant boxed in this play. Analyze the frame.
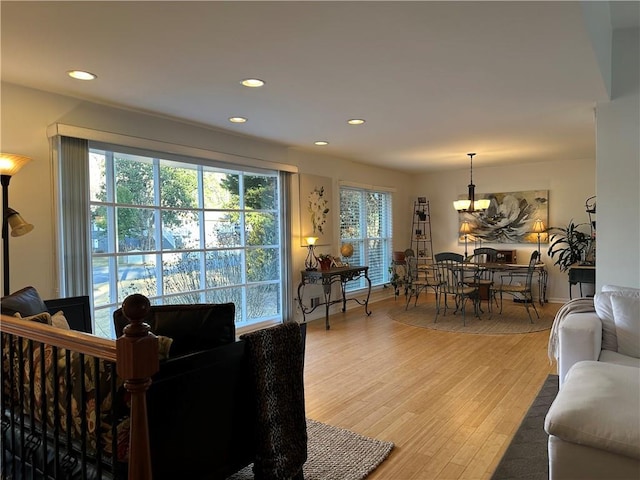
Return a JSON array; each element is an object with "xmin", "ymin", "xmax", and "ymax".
[
  {"xmin": 316, "ymin": 254, "xmax": 333, "ymax": 271},
  {"xmin": 547, "ymin": 220, "xmax": 592, "ymax": 272}
]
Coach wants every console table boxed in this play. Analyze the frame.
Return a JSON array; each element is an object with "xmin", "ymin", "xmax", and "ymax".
[
  {"xmin": 568, "ymin": 265, "xmax": 595, "ymax": 299},
  {"xmin": 297, "ymin": 266, "xmax": 372, "ymax": 330}
]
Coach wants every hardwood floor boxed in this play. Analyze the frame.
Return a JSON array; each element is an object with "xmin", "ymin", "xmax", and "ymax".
[{"xmin": 303, "ymin": 295, "xmax": 558, "ymax": 480}]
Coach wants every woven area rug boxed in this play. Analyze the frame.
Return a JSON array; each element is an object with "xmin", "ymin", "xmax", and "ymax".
[
  {"xmin": 392, "ymin": 294, "xmax": 561, "ymax": 334},
  {"xmin": 227, "ymin": 419, "xmax": 394, "ymax": 480},
  {"xmin": 491, "ymin": 374, "xmax": 559, "ymax": 479}
]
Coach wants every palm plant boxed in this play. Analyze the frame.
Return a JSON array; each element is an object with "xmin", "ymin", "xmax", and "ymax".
[{"xmin": 547, "ymin": 220, "xmax": 591, "ymax": 272}]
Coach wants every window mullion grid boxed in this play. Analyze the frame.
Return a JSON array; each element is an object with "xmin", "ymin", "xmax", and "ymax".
[
  {"xmin": 88, "ymin": 145, "xmax": 286, "ymax": 334},
  {"xmin": 152, "ymin": 158, "xmax": 164, "ymax": 299},
  {"xmin": 196, "ymin": 166, "xmax": 206, "ymax": 302},
  {"xmin": 105, "ymin": 151, "xmax": 118, "ymax": 307},
  {"xmin": 360, "ymin": 190, "xmax": 368, "ymax": 268},
  {"xmin": 239, "ymin": 173, "xmax": 247, "ymax": 323},
  {"xmin": 385, "ymin": 194, "xmax": 393, "ymax": 282}
]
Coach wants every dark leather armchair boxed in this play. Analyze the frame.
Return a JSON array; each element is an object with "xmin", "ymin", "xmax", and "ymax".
[{"xmin": 113, "ymin": 302, "xmax": 307, "ymax": 480}]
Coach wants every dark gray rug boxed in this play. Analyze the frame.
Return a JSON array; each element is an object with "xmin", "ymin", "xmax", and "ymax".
[{"xmin": 491, "ymin": 374, "xmax": 559, "ymax": 480}]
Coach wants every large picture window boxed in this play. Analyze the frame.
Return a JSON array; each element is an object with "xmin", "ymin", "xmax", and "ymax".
[
  {"xmin": 88, "ymin": 145, "xmax": 284, "ymax": 337},
  {"xmin": 339, "ymin": 184, "xmax": 393, "ymax": 291}
]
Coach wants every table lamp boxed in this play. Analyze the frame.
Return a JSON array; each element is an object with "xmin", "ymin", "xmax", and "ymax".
[{"xmin": 304, "ymin": 236, "xmax": 318, "ymax": 271}]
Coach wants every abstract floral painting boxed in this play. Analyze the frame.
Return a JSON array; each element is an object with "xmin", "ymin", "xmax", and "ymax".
[
  {"xmin": 300, "ymin": 174, "xmax": 333, "ymax": 246},
  {"xmin": 458, "ymin": 190, "xmax": 549, "ymax": 244}
]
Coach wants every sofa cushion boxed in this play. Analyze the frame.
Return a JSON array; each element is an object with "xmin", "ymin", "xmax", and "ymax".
[
  {"xmin": 1, "ymin": 286, "xmax": 48, "ymax": 317},
  {"xmin": 595, "ymin": 288, "xmax": 640, "ymax": 353},
  {"xmin": 113, "ymin": 303, "xmax": 236, "ymax": 357},
  {"xmin": 611, "ymin": 294, "xmax": 640, "ymax": 358},
  {"xmin": 599, "ymin": 349, "xmax": 640, "ymax": 368},
  {"xmin": 545, "ymin": 361, "xmax": 640, "ymax": 460}
]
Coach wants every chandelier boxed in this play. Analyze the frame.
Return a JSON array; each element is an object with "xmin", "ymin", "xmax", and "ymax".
[{"xmin": 453, "ymin": 153, "xmax": 490, "ymax": 213}]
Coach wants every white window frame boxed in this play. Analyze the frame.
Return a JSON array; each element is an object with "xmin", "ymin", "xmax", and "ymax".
[
  {"xmin": 48, "ymin": 124, "xmax": 297, "ymax": 338},
  {"xmin": 339, "ymin": 181, "xmax": 394, "ymax": 292}
]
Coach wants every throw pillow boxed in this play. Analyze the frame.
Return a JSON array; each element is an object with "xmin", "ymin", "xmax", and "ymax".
[
  {"xmin": 1, "ymin": 286, "xmax": 48, "ymax": 316},
  {"xmin": 602, "ymin": 285, "xmax": 640, "ymax": 293},
  {"xmin": 13, "ymin": 311, "xmax": 52, "ymax": 325},
  {"xmin": 595, "ymin": 288, "xmax": 640, "ymax": 352},
  {"xmin": 611, "ymin": 294, "xmax": 640, "ymax": 358},
  {"xmin": 594, "ymin": 291, "xmax": 620, "ymax": 351},
  {"xmin": 157, "ymin": 335, "xmax": 173, "ymax": 360},
  {"xmin": 51, "ymin": 311, "xmax": 71, "ymax": 330}
]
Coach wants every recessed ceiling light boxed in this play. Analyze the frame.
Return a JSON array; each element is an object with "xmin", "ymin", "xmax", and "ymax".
[
  {"xmin": 314, "ymin": 141, "xmax": 329, "ymax": 146},
  {"xmin": 67, "ymin": 70, "xmax": 97, "ymax": 80},
  {"xmin": 241, "ymin": 78, "xmax": 265, "ymax": 88},
  {"xmin": 229, "ymin": 117, "xmax": 248, "ymax": 123},
  {"xmin": 347, "ymin": 119, "xmax": 366, "ymax": 125}
]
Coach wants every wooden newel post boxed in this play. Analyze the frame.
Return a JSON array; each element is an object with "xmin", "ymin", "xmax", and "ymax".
[{"xmin": 116, "ymin": 294, "xmax": 159, "ymax": 480}]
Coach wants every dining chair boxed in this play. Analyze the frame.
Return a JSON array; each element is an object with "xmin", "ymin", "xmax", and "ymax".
[
  {"xmin": 434, "ymin": 252, "xmax": 479, "ymax": 325},
  {"xmin": 494, "ymin": 250, "xmax": 540, "ymax": 323},
  {"xmin": 464, "ymin": 247, "xmax": 499, "ymax": 312},
  {"xmin": 404, "ymin": 253, "xmax": 439, "ymax": 311}
]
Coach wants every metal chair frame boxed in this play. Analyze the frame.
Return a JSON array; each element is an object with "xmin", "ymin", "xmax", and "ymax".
[
  {"xmin": 464, "ymin": 247, "xmax": 500, "ymax": 312},
  {"xmin": 434, "ymin": 252, "xmax": 479, "ymax": 325},
  {"xmin": 495, "ymin": 250, "xmax": 540, "ymax": 323},
  {"xmin": 404, "ymin": 254, "xmax": 440, "ymax": 311}
]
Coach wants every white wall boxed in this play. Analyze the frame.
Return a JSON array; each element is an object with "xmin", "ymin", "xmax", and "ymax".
[
  {"xmin": 3, "ymin": 67, "xmax": 636, "ymax": 313},
  {"xmin": 0, "ymin": 83, "xmax": 412, "ymax": 320},
  {"xmin": 412, "ymin": 157, "xmax": 596, "ymax": 303},
  {"xmin": 595, "ymin": 27, "xmax": 640, "ymax": 290}
]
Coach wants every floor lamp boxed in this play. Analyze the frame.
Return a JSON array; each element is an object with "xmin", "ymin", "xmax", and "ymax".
[
  {"xmin": 532, "ymin": 219, "xmax": 546, "ymax": 261},
  {"xmin": 1, "ymin": 153, "xmax": 33, "ymax": 296}
]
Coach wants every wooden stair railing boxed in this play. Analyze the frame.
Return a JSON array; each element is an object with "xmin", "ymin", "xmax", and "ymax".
[
  {"xmin": 117, "ymin": 293, "xmax": 159, "ymax": 480},
  {"xmin": 1, "ymin": 295, "xmax": 159, "ymax": 480}
]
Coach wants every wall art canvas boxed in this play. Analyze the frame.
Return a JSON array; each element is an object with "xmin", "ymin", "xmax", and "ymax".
[
  {"xmin": 458, "ymin": 190, "xmax": 549, "ymax": 244},
  {"xmin": 300, "ymin": 174, "xmax": 333, "ymax": 246}
]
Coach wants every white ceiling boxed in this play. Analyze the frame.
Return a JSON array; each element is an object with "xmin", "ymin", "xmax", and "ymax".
[{"xmin": 1, "ymin": 1, "xmax": 637, "ymax": 173}]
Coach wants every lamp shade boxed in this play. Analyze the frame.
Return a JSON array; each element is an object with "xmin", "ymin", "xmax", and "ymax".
[
  {"xmin": 7, "ymin": 209, "xmax": 34, "ymax": 237},
  {"xmin": 532, "ymin": 219, "xmax": 545, "ymax": 233},
  {"xmin": 453, "ymin": 199, "xmax": 471, "ymax": 211},
  {"xmin": 474, "ymin": 198, "xmax": 491, "ymax": 210},
  {"xmin": 459, "ymin": 221, "xmax": 473, "ymax": 235},
  {"xmin": 0, "ymin": 153, "xmax": 31, "ymax": 177},
  {"xmin": 305, "ymin": 236, "xmax": 318, "ymax": 246}
]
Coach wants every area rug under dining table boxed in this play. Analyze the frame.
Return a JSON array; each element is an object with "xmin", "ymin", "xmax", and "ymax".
[
  {"xmin": 227, "ymin": 419, "xmax": 394, "ymax": 480},
  {"xmin": 392, "ymin": 294, "xmax": 561, "ymax": 334}
]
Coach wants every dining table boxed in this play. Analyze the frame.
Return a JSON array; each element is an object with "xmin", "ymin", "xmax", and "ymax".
[{"xmin": 462, "ymin": 261, "xmax": 548, "ymax": 305}]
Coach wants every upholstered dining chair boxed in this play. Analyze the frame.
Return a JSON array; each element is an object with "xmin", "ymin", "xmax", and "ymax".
[
  {"xmin": 494, "ymin": 250, "xmax": 540, "ymax": 323},
  {"xmin": 464, "ymin": 247, "xmax": 499, "ymax": 312},
  {"xmin": 434, "ymin": 252, "xmax": 479, "ymax": 325}
]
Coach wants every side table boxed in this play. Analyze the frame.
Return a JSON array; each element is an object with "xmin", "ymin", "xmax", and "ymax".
[{"xmin": 568, "ymin": 265, "xmax": 595, "ymax": 299}]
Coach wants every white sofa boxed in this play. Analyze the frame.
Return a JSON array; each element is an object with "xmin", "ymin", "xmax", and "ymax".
[
  {"xmin": 554, "ymin": 284, "xmax": 640, "ymax": 385},
  {"xmin": 545, "ymin": 285, "xmax": 640, "ymax": 479}
]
